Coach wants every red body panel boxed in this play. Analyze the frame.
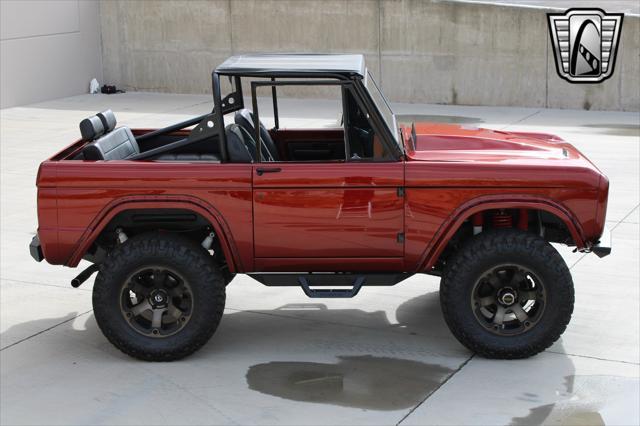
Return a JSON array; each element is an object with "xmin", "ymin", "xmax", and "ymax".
[
  {"xmin": 38, "ymin": 161, "xmax": 253, "ymax": 270},
  {"xmin": 253, "ymin": 162, "xmax": 404, "ymax": 265},
  {"xmin": 35, "ymin": 123, "xmax": 609, "ymax": 273}
]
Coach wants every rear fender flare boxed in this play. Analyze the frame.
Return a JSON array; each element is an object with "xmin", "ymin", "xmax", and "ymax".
[
  {"xmin": 417, "ymin": 195, "xmax": 585, "ymax": 272},
  {"xmin": 67, "ymin": 195, "xmax": 242, "ymax": 272}
]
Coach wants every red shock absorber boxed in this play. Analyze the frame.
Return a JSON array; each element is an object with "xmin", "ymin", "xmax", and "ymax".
[
  {"xmin": 492, "ymin": 210, "xmax": 513, "ymax": 228},
  {"xmin": 472, "ymin": 212, "xmax": 484, "ymax": 235},
  {"xmin": 518, "ymin": 208, "xmax": 529, "ymax": 231}
]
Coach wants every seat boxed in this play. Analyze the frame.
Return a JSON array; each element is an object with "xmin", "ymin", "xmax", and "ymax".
[
  {"xmin": 154, "ymin": 153, "xmax": 220, "ymax": 162},
  {"xmin": 81, "ymin": 110, "xmax": 219, "ymax": 162},
  {"xmin": 82, "ymin": 122, "xmax": 140, "ymax": 161},
  {"xmin": 225, "ymin": 123, "xmax": 256, "ymax": 163},
  {"xmin": 234, "ymin": 109, "xmax": 278, "ymax": 161}
]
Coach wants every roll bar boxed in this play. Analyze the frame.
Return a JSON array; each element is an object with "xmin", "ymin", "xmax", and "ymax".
[{"xmin": 133, "ymin": 70, "xmax": 403, "ymax": 162}]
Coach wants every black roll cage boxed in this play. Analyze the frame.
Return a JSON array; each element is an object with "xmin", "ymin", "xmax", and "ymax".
[
  {"xmin": 250, "ymin": 79, "xmax": 350, "ymax": 163},
  {"xmin": 132, "ymin": 71, "xmax": 403, "ymax": 162}
]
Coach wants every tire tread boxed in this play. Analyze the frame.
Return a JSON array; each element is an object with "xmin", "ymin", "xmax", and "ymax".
[
  {"xmin": 440, "ymin": 229, "xmax": 574, "ymax": 359},
  {"xmin": 93, "ymin": 233, "xmax": 225, "ymax": 361}
]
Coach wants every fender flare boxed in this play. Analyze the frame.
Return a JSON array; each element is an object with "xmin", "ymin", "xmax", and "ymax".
[
  {"xmin": 417, "ymin": 195, "xmax": 586, "ymax": 272},
  {"xmin": 66, "ymin": 195, "xmax": 242, "ymax": 272}
]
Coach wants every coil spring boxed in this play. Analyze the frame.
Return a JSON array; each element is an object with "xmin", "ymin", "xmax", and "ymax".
[{"xmin": 492, "ymin": 211, "xmax": 513, "ymax": 228}]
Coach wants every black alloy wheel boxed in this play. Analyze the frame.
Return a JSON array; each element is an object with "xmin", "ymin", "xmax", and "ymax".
[
  {"xmin": 470, "ymin": 264, "xmax": 546, "ymax": 336},
  {"xmin": 120, "ymin": 267, "xmax": 193, "ymax": 338}
]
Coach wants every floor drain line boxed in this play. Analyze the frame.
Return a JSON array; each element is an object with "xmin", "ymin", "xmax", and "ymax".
[{"xmin": 396, "ymin": 354, "xmax": 475, "ymax": 425}]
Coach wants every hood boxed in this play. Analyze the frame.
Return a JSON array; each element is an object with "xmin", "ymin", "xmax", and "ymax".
[
  {"xmin": 401, "ymin": 122, "xmax": 604, "ymax": 190},
  {"xmin": 404, "ymin": 122, "xmax": 580, "ymax": 163}
]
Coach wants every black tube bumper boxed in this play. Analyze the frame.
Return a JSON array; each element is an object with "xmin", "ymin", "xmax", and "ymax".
[
  {"xmin": 29, "ymin": 234, "xmax": 43, "ymax": 262},
  {"xmin": 592, "ymin": 227, "xmax": 612, "ymax": 258}
]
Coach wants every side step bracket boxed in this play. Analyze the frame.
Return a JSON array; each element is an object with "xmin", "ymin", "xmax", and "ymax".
[
  {"xmin": 298, "ymin": 276, "xmax": 365, "ymax": 298},
  {"xmin": 248, "ymin": 273, "xmax": 413, "ymax": 299}
]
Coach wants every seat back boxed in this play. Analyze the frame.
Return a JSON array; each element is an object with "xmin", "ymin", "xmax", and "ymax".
[
  {"xmin": 80, "ymin": 110, "xmax": 140, "ymax": 160},
  {"xmin": 83, "ymin": 127, "xmax": 139, "ymax": 160},
  {"xmin": 234, "ymin": 109, "xmax": 278, "ymax": 160},
  {"xmin": 225, "ymin": 124, "xmax": 255, "ymax": 163}
]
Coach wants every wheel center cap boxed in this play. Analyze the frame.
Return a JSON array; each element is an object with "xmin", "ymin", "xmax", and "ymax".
[
  {"xmin": 150, "ymin": 290, "xmax": 168, "ymax": 307},
  {"xmin": 497, "ymin": 287, "xmax": 518, "ymax": 306}
]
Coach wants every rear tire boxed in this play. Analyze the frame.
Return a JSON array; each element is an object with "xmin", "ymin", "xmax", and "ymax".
[
  {"xmin": 440, "ymin": 229, "xmax": 574, "ymax": 359},
  {"xmin": 221, "ymin": 266, "xmax": 236, "ymax": 286},
  {"xmin": 93, "ymin": 232, "xmax": 225, "ymax": 361}
]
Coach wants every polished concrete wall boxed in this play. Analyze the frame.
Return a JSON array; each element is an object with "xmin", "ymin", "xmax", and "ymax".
[
  {"xmin": 0, "ymin": 0, "xmax": 103, "ymax": 108},
  {"xmin": 99, "ymin": 0, "xmax": 639, "ymax": 111},
  {"xmin": 4, "ymin": 0, "xmax": 636, "ymax": 110}
]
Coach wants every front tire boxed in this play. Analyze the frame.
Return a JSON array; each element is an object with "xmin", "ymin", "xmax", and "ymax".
[
  {"xmin": 440, "ymin": 230, "xmax": 574, "ymax": 359},
  {"xmin": 93, "ymin": 233, "xmax": 226, "ymax": 361}
]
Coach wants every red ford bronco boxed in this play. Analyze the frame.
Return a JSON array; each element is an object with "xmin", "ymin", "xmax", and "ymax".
[{"xmin": 30, "ymin": 54, "xmax": 610, "ymax": 361}]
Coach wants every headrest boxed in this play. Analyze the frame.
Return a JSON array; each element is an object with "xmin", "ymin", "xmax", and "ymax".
[
  {"xmin": 97, "ymin": 109, "xmax": 117, "ymax": 133},
  {"xmin": 226, "ymin": 123, "xmax": 246, "ymax": 144},
  {"xmin": 236, "ymin": 109, "xmax": 255, "ymax": 128},
  {"xmin": 79, "ymin": 116, "xmax": 105, "ymax": 141},
  {"xmin": 79, "ymin": 110, "xmax": 118, "ymax": 141}
]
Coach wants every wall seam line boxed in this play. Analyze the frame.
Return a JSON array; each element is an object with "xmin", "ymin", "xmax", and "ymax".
[
  {"xmin": 545, "ymin": 19, "xmax": 549, "ymax": 109},
  {"xmin": 618, "ymin": 32, "xmax": 623, "ymax": 110},
  {"xmin": 0, "ymin": 30, "xmax": 80, "ymax": 42},
  {"xmin": 228, "ymin": 0, "xmax": 235, "ymax": 56},
  {"xmin": 97, "ymin": 0, "xmax": 105, "ymax": 83}
]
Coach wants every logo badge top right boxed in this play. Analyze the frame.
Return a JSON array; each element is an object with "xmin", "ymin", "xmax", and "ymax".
[{"xmin": 548, "ymin": 8, "xmax": 624, "ymax": 83}]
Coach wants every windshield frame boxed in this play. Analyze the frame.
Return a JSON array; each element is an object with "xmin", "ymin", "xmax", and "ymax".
[{"xmin": 364, "ymin": 69, "xmax": 400, "ymax": 146}]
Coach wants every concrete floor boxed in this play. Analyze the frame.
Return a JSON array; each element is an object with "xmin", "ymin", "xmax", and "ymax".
[{"xmin": 1, "ymin": 92, "xmax": 639, "ymax": 425}]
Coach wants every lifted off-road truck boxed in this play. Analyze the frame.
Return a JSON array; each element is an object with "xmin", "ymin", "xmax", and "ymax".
[{"xmin": 30, "ymin": 54, "xmax": 610, "ymax": 361}]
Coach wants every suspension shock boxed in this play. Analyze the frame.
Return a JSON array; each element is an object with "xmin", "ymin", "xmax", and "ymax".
[
  {"xmin": 492, "ymin": 210, "xmax": 513, "ymax": 228},
  {"xmin": 472, "ymin": 212, "xmax": 484, "ymax": 235},
  {"xmin": 517, "ymin": 208, "xmax": 529, "ymax": 231}
]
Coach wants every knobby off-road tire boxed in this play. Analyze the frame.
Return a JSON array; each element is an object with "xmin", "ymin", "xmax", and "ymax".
[
  {"xmin": 93, "ymin": 233, "xmax": 226, "ymax": 361},
  {"xmin": 222, "ymin": 269, "xmax": 236, "ymax": 286},
  {"xmin": 440, "ymin": 229, "xmax": 574, "ymax": 359}
]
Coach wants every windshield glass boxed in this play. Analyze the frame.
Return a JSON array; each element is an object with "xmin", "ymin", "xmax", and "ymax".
[{"xmin": 364, "ymin": 70, "xmax": 399, "ymax": 144}]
